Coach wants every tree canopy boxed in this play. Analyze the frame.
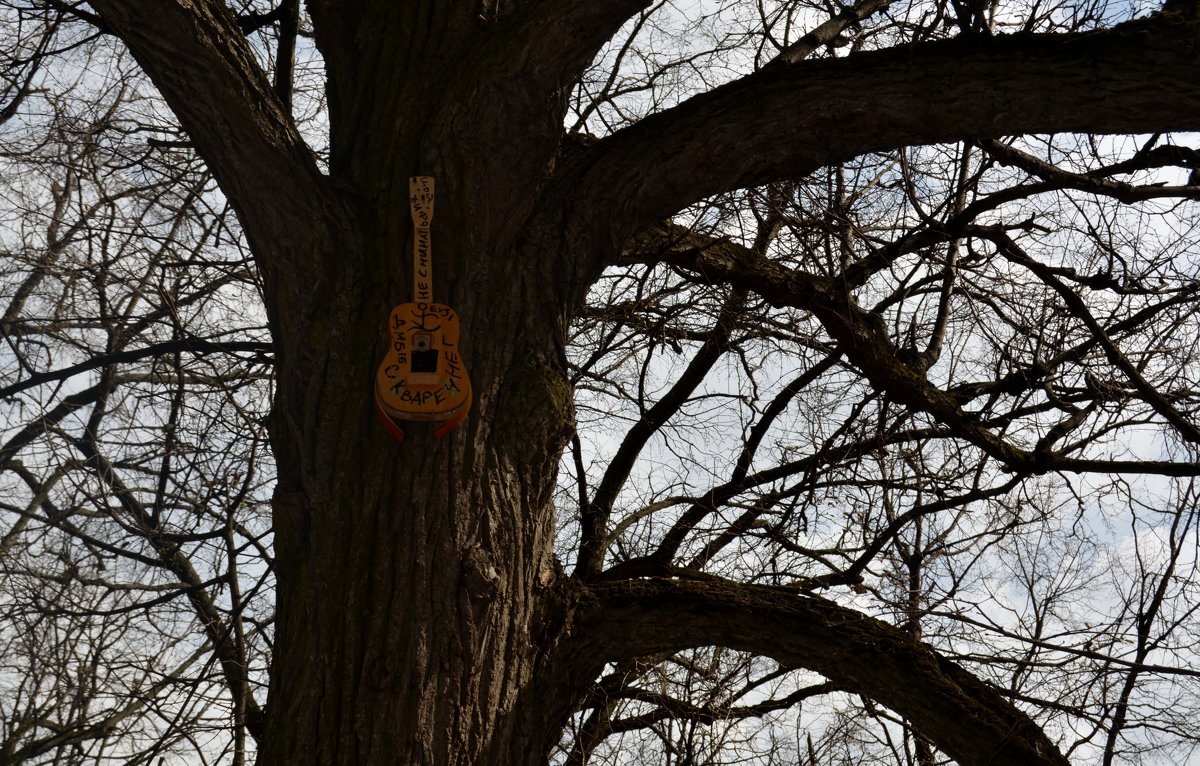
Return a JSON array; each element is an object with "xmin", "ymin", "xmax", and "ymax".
[{"xmin": 2, "ymin": 1, "xmax": 1200, "ymax": 765}]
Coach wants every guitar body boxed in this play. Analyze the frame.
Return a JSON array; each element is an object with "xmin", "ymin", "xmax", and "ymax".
[{"xmin": 374, "ymin": 301, "xmax": 472, "ymax": 429}]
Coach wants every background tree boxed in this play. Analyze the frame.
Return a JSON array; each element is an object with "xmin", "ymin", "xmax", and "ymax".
[{"xmin": 2, "ymin": 1, "xmax": 1200, "ymax": 765}]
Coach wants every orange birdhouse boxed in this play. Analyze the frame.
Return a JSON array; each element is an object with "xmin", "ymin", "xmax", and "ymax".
[{"xmin": 373, "ymin": 176, "xmax": 472, "ymax": 441}]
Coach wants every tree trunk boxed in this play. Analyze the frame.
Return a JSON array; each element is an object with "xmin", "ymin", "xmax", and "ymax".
[
  {"xmin": 253, "ymin": 77, "xmax": 585, "ymax": 766},
  {"xmin": 259, "ymin": 218, "xmax": 574, "ymax": 766},
  {"xmin": 219, "ymin": 8, "xmax": 594, "ymax": 762}
]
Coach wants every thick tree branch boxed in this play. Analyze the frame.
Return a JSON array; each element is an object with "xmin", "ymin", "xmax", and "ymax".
[
  {"xmin": 439, "ymin": 0, "xmax": 656, "ymax": 256},
  {"xmin": 87, "ymin": 0, "xmax": 345, "ymax": 281},
  {"xmin": 569, "ymin": 14, "xmax": 1200, "ymax": 249},
  {"xmin": 484, "ymin": 0, "xmax": 652, "ymax": 93},
  {"xmin": 272, "ymin": 0, "xmax": 300, "ymax": 113},
  {"xmin": 563, "ymin": 577, "xmax": 1069, "ymax": 766}
]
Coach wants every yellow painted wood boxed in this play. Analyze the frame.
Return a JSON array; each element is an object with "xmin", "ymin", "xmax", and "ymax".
[
  {"xmin": 410, "ymin": 176, "xmax": 434, "ymax": 303},
  {"xmin": 374, "ymin": 300, "xmax": 472, "ymax": 421},
  {"xmin": 373, "ymin": 176, "xmax": 473, "ymax": 429}
]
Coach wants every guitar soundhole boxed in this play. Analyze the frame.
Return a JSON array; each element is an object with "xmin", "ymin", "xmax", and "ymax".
[
  {"xmin": 411, "ymin": 332, "xmax": 438, "ymax": 373},
  {"xmin": 412, "ymin": 348, "xmax": 438, "ymax": 373}
]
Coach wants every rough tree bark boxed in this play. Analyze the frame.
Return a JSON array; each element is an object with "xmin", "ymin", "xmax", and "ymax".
[{"xmin": 81, "ymin": 2, "xmax": 1200, "ymax": 765}]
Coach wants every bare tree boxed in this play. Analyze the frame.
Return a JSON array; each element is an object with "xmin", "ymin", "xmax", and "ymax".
[
  {"xmin": 2, "ymin": 15, "xmax": 273, "ymax": 761},
  {"xmin": 2, "ymin": 0, "xmax": 1200, "ymax": 765}
]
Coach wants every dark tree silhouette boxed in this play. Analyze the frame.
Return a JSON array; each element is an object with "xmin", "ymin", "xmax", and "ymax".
[{"xmin": 2, "ymin": 1, "xmax": 1200, "ymax": 765}]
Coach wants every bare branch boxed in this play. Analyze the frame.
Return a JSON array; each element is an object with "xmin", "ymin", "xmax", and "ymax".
[
  {"xmin": 0, "ymin": 338, "xmax": 272, "ymax": 400},
  {"xmin": 86, "ymin": 0, "xmax": 346, "ymax": 278}
]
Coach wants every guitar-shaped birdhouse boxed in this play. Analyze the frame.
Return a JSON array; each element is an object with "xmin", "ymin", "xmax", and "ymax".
[{"xmin": 374, "ymin": 176, "xmax": 472, "ymax": 442}]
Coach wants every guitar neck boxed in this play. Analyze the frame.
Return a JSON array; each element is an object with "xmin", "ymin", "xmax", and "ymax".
[{"xmin": 410, "ymin": 176, "xmax": 434, "ymax": 302}]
